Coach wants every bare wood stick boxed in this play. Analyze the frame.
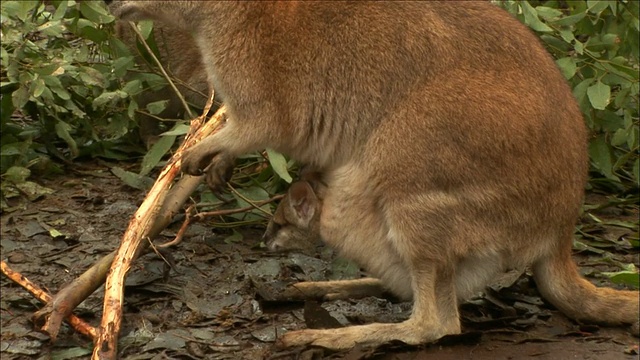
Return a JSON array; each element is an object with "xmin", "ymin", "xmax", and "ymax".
[
  {"xmin": 92, "ymin": 101, "xmax": 223, "ymax": 360},
  {"xmin": 1, "ymin": 261, "xmax": 97, "ymax": 340}
]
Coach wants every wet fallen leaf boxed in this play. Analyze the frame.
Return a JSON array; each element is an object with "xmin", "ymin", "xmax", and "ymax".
[{"xmin": 51, "ymin": 346, "xmax": 93, "ymax": 360}]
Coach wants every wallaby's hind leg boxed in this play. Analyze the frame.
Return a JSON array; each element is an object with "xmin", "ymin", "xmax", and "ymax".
[
  {"xmin": 278, "ymin": 262, "xmax": 460, "ymax": 349},
  {"xmin": 280, "ymin": 278, "xmax": 386, "ymax": 301}
]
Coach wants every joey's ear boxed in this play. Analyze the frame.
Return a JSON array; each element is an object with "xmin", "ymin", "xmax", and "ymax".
[{"xmin": 287, "ymin": 181, "xmax": 318, "ymax": 226}]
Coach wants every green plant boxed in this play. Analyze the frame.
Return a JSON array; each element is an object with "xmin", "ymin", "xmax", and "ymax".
[
  {"xmin": 1, "ymin": 0, "xmax": 141, "ymax": 176},
  {"xmin": 498, "ymin": 0, "xmax": 639, "ymax": 193}
]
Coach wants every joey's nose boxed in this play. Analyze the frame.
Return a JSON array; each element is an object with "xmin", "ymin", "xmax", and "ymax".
[{"xmin": 267, "ymin": 241, "xmax": 281, "ymax": 252}]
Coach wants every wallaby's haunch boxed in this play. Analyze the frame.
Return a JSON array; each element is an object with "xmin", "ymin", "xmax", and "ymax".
[{"xmin": 109, "ymin": 0, "xmax": 640, "ymax": 350}]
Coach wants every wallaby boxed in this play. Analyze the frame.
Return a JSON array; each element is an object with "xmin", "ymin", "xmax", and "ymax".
[
  {"xmin": 108, "ymin": 0, "xmax": 640, "ymax": 350},
  {"xmin": 110, "ymin": 11, "xmax": 210, "ymax": 147},
  {"xmin": 264, "ymin": 174, "xmax": 326, "ymax": 253}
]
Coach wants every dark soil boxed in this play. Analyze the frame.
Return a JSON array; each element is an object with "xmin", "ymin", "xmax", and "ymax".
[{"xmin": 1, "ymin": 162, "xmax": 638, "ymax": 360}]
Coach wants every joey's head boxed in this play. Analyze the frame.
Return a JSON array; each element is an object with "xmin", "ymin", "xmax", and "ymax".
[
  {"xmin": 106, "ymin": 0, "xmax": 200, "ymax": 32},
  {"xmin": 263, "ymin": 181, "xmax": 322, "ymax": 254}
]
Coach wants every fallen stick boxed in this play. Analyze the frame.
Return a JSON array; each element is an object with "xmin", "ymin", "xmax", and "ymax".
[
  {"xmin": 92, "ymin": 100, "xmax": 224, "ymax": 360},
  {"xmin": 1, "ymin": 260, "xmax": 97, "ymax": 340}
]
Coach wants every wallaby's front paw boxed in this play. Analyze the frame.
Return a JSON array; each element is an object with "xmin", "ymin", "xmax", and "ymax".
[
  {"xmin": 181, "ymin": 145, "xmax": 217, "ymax": 176},
  {"xmin": 204, "ymin": 152, "xmax": 235, "ymax": 193}
]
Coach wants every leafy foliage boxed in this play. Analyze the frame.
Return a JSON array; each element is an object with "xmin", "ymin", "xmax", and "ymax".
[
  {"xmin": 1, "ymin": 1, "xmax": 137, "ymax": 174},
  {"xmin": 499, "ymin": 0, "xmax": 639, "ymax": 193}
]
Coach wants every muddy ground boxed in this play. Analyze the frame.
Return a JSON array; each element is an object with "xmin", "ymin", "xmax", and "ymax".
[{"xmin": 1, "ymin": 161, "xmax": 638, "ymax": 360}]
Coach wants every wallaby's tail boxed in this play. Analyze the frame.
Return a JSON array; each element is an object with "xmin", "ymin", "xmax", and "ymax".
[{"xmin": 532, "ymin": 239, "xmax": 639, "ymax": 335}]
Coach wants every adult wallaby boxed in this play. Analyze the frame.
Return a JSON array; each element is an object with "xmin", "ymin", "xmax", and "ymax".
[{"xmin": 108, "ymin": 0, "xmax": 639, "ymax": 350}]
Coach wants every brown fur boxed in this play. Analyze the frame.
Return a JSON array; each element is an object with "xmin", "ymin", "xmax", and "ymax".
[{"xmin": 109, "ymin": 0, "xmax": 639, "ymax": 349}]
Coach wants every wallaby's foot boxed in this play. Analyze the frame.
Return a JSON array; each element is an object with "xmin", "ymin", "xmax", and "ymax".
[
  {"xmin": 181, "ymin": 142, "xmax": 217, "ymax": 176},
  {"xmin": 181, "ymin": 139, "xmax": 235, "ymax": 192},
  {"xmin": 203, "ymin": 152, "xmax": 235, "ymax": 194},
  {"xmin": 280, "ymin": 278, "xmax": 386, "ymax": 301},
  {"xmin": 278, "ymin": 319, "xmax": 457, "ymax": 350}
]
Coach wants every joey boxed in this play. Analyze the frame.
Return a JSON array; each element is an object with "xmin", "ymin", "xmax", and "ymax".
[{"xmin": 263, "ymin": 180, "xmax": 323, "ymax": 254}]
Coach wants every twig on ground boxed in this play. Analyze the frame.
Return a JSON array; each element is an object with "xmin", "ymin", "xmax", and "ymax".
[
  {"xmin": 158, "ymin": 194, "xmax": 283, "ymax": 248},
  {"xmin": 1, "ymin": 260, "xmax": 97, "ymax": 340}
]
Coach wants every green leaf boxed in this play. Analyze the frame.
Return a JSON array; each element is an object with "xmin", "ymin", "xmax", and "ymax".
[
  {"xmin": 92, "ymin": 90, "xmax": 128, "ymax": 110},
  {"xmin": 138, "ymin": 20, "xmax": 155, "ymax": 39},
  {"xmin": 139, "ymin": 134, "xmax": 175, "ymax": 176},
  {"xmin": 558, "ymin": 29, "xmax": 575, "ymax": 44},
  {"xmin": 610, "ymin": 129, "xmax": 628, "ymax": 147},
  {"xmin": 12, "ymin": 86, "xmax": 30, "ymax": 110},
  {"xmin": 112, "ymin": 56, "xmax": 135, "ymax": 78},
  {"xmin": 121, "ymin": 79, "xmax": 142, "ymax": 96},
  {"xmin": 521, "ymin": 2, "xmax": 553, "ymax": 32},
  {"xmin": 50, "ymin": 346, "xmax": 93, "ymax": 360},
  {"xmin": 232, "ymin": 186, "xmax": 270, "ymax": 209},
  {"xmin": 51, "ymin": 0, "xmax": 68, "ymax": 21},
  {"xmin": 43, "ymin": 75, "xmax": 71, "ymax": 100},
  {"xmin": 146, "ymin": 100, "xmax": 168, "ymax": 115},
  {"xmin": 586, "ymin": 81, "xmax": 611, "ymax": 110},
  {"xmin": 3, "ymin": 166, "xmax": 31, "ymax": 183},
  {"xmin": 0, "ymin": 143, "xmax": 25, "ymax": 157},
  {"xmin": 14, "ymin": 181, "xmax": 55, "ymax": 201},
  {"xmin": 37, "ymin": 20, "xmax": 65, "ymax": 37},
  {"xmin": 1, "ymin": 1, "xmax": 39, "ymax": 22},
  {"xmin": 79, "ymin": 1, "xmax": 114, "ymax": 24},
  {"xmin": 535, "ymin": 6, "xmax": 562, "ymax": 20},
  {"xmin": 55, "ymin": 121, "xmax": 79, "ymax": 158},
  {"xmin": 572, "ymin": 78, "xmax": 594, "ymax": 112},
  {"xmin": 160, "ymin": 124, "xmax": 190, "ymax": 136},
  {"xmin": 602, "ymin": 264, "xmax": 639, "ymax": 289},
  {"xmin": 265, "ymin": 148, "xmax": 292, "ymax": 183},
  {"xmin": 588, "ymin": 135, "xmax": 618, "ymax": 181},
  {"xmin": 587, "ymin": 0, "xmax": 610, "ymax": 15},
  {"xmin": 550, "ymin": 12, "xmax": 586, "ymax": 27},
  {"xmin": 556, "ymin": 57, "xmax": 577, "ymax": 80},
  {"xmin": 111, "ymin": 166, "xmax": 154, "ymax": 190},
  {"xmin": 31, "ymin": 78, "xmax": 46, "ymax": 97},
  {"xmin": 79, "ymin": 66, "xmax": 106, "ymax": 87}
]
